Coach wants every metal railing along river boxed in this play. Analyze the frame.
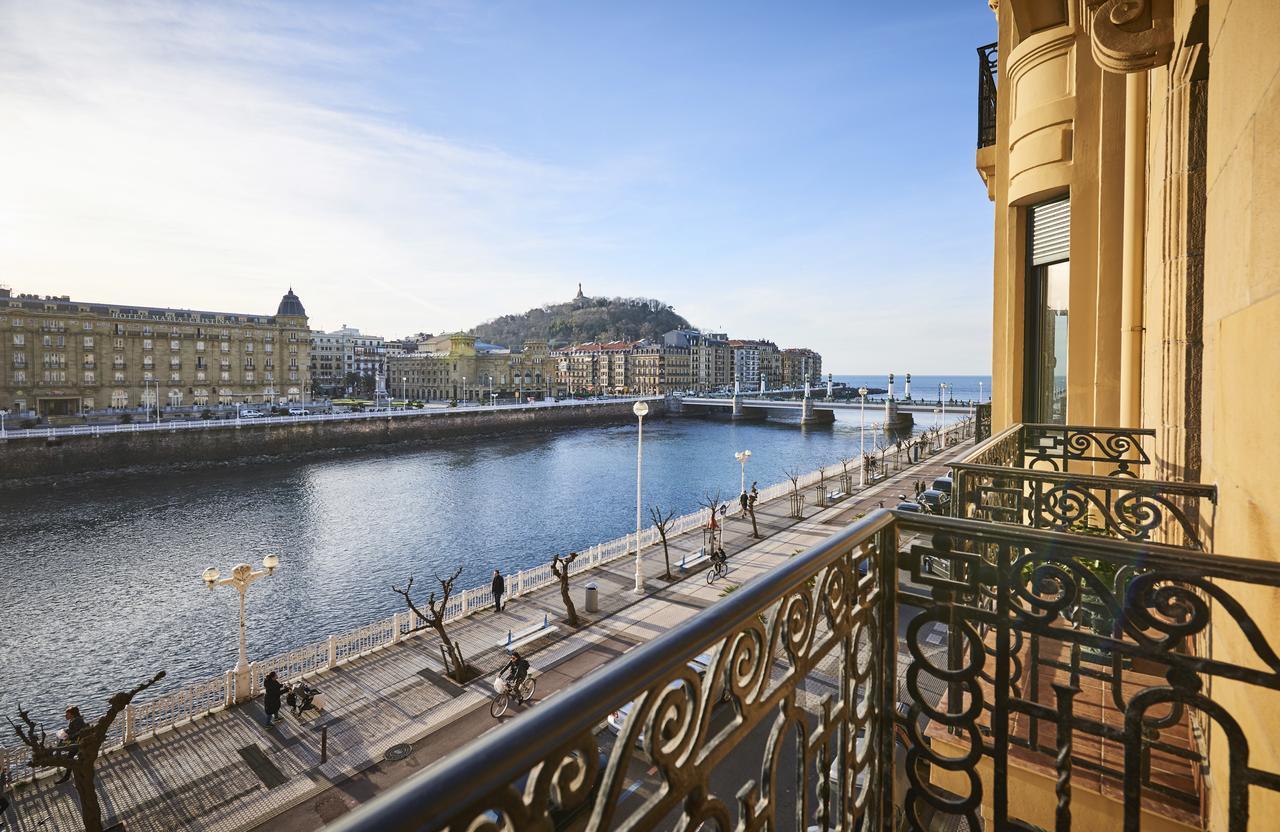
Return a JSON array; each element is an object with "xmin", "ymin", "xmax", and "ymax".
[
  {"xmin": 0, "ymin": 419, "xmax": 975, "ymax": 780},
  {"xmin": 0, "ymin": 396, "xmax": 663, "ymax": 442}
]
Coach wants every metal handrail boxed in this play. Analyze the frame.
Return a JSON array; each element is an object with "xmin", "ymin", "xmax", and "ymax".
[
  {"xmin": 327, "ymin": 512, "xmax": 1280, "ymax": 831},
  {"xmin": 977, "ymin": 41, "xmax": 998, "ymax": 148}
]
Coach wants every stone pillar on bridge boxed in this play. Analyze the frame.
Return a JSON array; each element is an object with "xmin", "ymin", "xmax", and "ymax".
[
  {"xmin": 732, "ymin": 393, "xmax": 743, "ymax": 419},
  {"xmin": 759, "ymin": 374, "xmax": 766, "ymax": 394},
  {"xmin": 826, "ymin": 373, "xmax": 833, "ymax": 400},
  {"xmin": 800, "ymin": 395, "xmax": 816, "ymax": 424},
  {"xmin": 888, "ymin": 373, "xmax": 895, "ymax": 400},
  {"xmin": 903, "ymin": 373, "xmax": 912, "ymax": 400}
]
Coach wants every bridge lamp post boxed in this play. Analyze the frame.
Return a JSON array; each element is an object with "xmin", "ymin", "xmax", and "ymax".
[
  {"xmin": 735, "ymin": 449, "xmax": 752, "ymax": 497},
  {"xmin": 0, "ymin": 409, "xmax": 7, "ymax": 436},
  {"xmin": 858, "ymin": 386, "xmax": 869, "ymax": 487},
  {"xmin": 202, "ymin": 555, "xmax": 280, "ymax": 700},
  {"xmin": 632, "ymin": 400, "xmax": 650, "ymax": 594}
]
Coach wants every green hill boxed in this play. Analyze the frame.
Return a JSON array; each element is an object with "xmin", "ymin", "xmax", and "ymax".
[{"xmin": 469, "ymin": 292, "xmax": 693, "ymax": 348}]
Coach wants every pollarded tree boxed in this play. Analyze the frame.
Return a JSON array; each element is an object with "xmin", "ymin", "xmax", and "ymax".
[
  {"xmin": 550, "ymin": 552, "xmax": 580, "ymax": 625},
  {"xmin": 10, "ymin": 671, "xmax": 166, "ymax": 832},
  {"xmin": 393, "ymin": 568, "xmax": 469, "ymax": 681},
  {"xmin": 648, "ymin": 506, "xmax": 677, "ymax": 579},
  {"xmin": 697, "ymin": 491, "xmax": 724, "ymax": 552},
  {"xmin": 784, "ymin": 468, "xmax": 804, "ymax": 519}
]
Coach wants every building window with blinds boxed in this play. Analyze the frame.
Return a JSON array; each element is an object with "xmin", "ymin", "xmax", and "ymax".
[{"xmin": 1025, "ymin": 196, "xmax": 1069, "ymax": 424}]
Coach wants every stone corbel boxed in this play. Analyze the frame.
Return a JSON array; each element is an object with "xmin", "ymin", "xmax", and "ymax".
[{"xmin": 1089, "ymin": 0, "xmax": 1174, "ymax": 72}]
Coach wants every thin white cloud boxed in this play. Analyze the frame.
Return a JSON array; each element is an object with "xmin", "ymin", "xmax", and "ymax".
[{"xmin": 0, "ymin": 0, "xmax": 596, "ymax": 332}]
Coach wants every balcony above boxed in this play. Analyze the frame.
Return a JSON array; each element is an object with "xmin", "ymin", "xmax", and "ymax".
[
  {"xmin": 952, "ymin": 422, "xmax": 1217, "ymax": 551},
  {"xmin": 976, "ymin": 41, "xmax": 998, "ymax": 200}
]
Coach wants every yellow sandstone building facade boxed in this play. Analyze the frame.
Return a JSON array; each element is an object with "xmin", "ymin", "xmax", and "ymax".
[
  {"xmin": 974, "ymin": 0, "xmax": 1279, "ymax": 829},
  {"xmin": 0, "ymin": 287, "xmax": 311, "ymax": 417}
]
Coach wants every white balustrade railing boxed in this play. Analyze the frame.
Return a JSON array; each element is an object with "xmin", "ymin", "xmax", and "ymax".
[
  {"xmin": 0, "ymin": 396, "xmax": 663, "ymax": 442},
  {"xmin": 0, "ymin": 418, "xmax": 975, "ymax": 776}
]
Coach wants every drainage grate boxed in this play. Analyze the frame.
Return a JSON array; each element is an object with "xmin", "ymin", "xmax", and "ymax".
[{"xmin": 384, "ymin": 743, "xmax": 412, "ymax": 762}]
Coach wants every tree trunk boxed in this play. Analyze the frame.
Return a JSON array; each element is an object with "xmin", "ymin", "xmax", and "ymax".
[
  {"xmin": 559, "ymin": 577, "xmax": 579, "ymax": 626},
  {"xmin": 748, "ymin": 505, "xmax": 760, "ymax": 538},
  {"xmin": 433, "ymin": 622, "xmax": 464, "ymax": 679},
  {"xmin": 659, "ymin": 533, "xmax": 672, "ymax": 579},
  {"xmin": 72, "ymin": 763, "xmax": 102, "ymax": 832}
]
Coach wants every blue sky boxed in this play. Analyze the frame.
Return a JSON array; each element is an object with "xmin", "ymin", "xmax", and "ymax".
[{"xmin": 1, "ymin": 1, "xmax": 997, "ymax": 373}]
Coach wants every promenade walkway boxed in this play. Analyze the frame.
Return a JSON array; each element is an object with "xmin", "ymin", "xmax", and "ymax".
[{"xmin": 0, "ymin": 446, "xmax": 967, "ymax": 832}]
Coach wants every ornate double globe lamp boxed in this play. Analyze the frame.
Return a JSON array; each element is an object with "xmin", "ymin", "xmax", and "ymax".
[{"xmin": 202, "ymin": 555, "xmax": 280, "ymax": 699}]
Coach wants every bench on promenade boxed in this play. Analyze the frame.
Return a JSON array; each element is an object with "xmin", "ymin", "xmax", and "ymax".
[
  {"xmin": 679, "ymin": 547, "xmax": 708, "ymax": 573},
  {"xmin": 826, "ymin": 490, "xmax": 846, "ymax": 503},
  {"xmin": 500, "ymin": 614, "xmax": 561, "ymax": 652}
]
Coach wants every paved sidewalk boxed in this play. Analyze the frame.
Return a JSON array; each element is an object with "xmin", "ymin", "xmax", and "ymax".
[{"xmin": 1, "ymin": 446, "xmax": 967, "ymax": 832}]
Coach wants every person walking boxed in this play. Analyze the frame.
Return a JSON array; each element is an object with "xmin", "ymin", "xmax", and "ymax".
[
  {"xmin": 263, "ymin": 671, "xmax": 285, "ymax": 727},
  {"xmin": 739, "ymin": 490, "xmax": 749, "ymax": 514},
  {"xmin": 492, "ymin": 568, "xmax": 506, "ymax": 613}
]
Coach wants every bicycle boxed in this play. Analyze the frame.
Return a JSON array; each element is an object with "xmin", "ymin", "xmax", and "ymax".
[
  {"xmin": 705, "ymin": 550, "xmax": 728, "ymax": 585},
  {"xmin": 490, "ymin": 673, "xmax": 536, "ymax": 717}
]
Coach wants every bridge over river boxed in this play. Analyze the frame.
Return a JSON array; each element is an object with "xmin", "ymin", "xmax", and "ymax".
[{"xmin": 672, "ymin": 395, "xmax": 973, "ymax": 428}]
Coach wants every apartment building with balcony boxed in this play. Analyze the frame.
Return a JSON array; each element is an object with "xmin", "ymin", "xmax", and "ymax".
[
  {"xmin": 0, "ymin": 287, "xmax": 311, "ymax": 416},
  {"xmin": 309, "ymin": 325, "xmax": 386, "ymax": 396}
]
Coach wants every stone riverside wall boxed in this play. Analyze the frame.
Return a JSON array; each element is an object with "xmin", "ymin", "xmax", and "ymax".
[{"xmin": 0, "ymin": 400, "xmax": 664, "ymax": 483}]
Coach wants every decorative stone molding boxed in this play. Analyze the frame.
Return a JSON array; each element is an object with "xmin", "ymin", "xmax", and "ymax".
[{"xmin": 1089, "ymin": 0, "xmax": 1174, "ymax": 72}]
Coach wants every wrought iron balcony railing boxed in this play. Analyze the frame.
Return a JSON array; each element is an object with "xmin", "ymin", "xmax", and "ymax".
[
  {"xmin": 953, "ymin": 423, "xmax": 1217, "ymax": 551},
  {"xmin": 327, "ymin": 512, "xmax": 1278, "ymax": 832},
  {"xmin": 977, "ymin": 42, "xmax": 998, "ymax": 149}
]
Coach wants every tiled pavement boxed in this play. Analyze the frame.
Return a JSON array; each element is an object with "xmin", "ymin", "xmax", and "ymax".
[{"xmin": 1, "ymin": 444, "xmax": 969, "ymax": 832}]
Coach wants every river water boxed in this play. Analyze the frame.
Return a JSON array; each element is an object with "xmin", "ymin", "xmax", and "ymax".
[{"xmin": 0, "ymin": 380, "xmax": 987, "ymax": 724}]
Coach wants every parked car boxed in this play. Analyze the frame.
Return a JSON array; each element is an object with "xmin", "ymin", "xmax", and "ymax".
[
  {"xmin": 930, "ymin": 475, "xmax": 953, "ymax": 496},
  {"xmin": 240, "ymin": 410, "xmax": 264, "ymax": 418},
  {"xmin": 288, "ymin": 408, "xmax": 310, "ymax": 416},
  {"xmin": 917, "ymin": 488, "xmax": 949, "ymax": 514}
]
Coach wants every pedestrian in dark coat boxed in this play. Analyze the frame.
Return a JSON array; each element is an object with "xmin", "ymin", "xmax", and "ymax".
[
  {"xmin": 492, "ymin": 568, "xmax": 506, "ymax": 613},
  {"xmin": 739, "ymin": 491, "xmax": 749, "ymax": 513},
  {"xmin": 263, "ymin": 671, "xmax": 285, "ymax": 727}
]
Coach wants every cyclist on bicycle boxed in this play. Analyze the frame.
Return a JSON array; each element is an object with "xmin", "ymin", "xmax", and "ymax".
[{"xmin": 502, "ymin": 651, "xmax": 530, "ymax": 702}]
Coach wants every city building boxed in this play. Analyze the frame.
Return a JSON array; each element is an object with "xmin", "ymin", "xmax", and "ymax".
[
  {"xmin": 309, "ymin": 325, "xmax": 386, "ymax": 396},
  {"xmin": 631, "ymin": 341, "xmax": 692, "ymax": 394},
  {"xmin": 781, "ymin": 348, "xmax": 823, "ymax": 388},
  {"xmin": 664, "ymin": 330, "xmax": 732, "ymax": 393},
  {"xmin": 387, "ymin": 334, "xmax": 559, "ymax": 402},
  {"xmin": 554, "ymin": 341, "xmax": 636, "ymax": 395},
  {"xmin": 0, "ymin": 287, "xmax": 311, "ymax": 416},
  {"xmin": 728, "ymin": 339, "xmax": 781, "ymax": 389}
]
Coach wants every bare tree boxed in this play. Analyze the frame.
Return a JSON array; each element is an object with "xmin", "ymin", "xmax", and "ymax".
[
  {"xmin": 838, "ymin": 455, "xmax": 856, "ymax": 494},
  {"xmin": 392, "ymin": 568, "xmax": 469, "ymax": 680},
  {"xmin": 784, "ymin": 468, "xmax": 804, "ymax": 518},
  {"xmin": 649, "ymin": 506, "xmax": 677, "ymax": 579},
  {"xmin": 697, "ymin": 491, "xmax": 724, "ymax": 552},
  {"xmin": 746, "ymin": 488, "xmax": 761, "ymax": 538},
  {"xmin": 550, "ymin": 552, "xmax": 580, "ymax": 625},
  {"xmin": 10, "ymin": 671, "xmax": 165, "ymax": 832}
]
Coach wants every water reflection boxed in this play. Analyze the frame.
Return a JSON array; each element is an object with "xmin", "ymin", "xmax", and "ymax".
[{"xmin": 0, "ymin": 411, "xmax": 963, "ymax": 722}]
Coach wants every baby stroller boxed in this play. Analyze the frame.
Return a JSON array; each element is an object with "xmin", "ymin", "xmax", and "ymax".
[{"xmin": 287, "ymin": 681, "xmax": 327, "ymax": 718}]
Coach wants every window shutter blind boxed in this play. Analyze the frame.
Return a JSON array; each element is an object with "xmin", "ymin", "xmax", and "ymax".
[{"xmin": 1030, "ymin": 197, "xmax": 1070, "ymax": 265}]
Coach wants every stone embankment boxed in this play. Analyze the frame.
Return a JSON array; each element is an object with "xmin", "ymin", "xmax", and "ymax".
[{"xmin": 0, "ymin": 399, "xmax": 663, "ymax": 483}]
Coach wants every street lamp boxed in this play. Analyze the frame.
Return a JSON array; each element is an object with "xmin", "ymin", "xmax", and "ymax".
[
  {"xmin": 858, "ymin": 386, "xmax": 868, "ymax": 487},
  {"xmin": 462, "ymin": 375, "xmax": 467, "ymax": 404},
  {"xmin": 735, "ymin": 449, "xmax": 752, "ymax": 497},
  {"xmin": 632, "ymin": 400, "xmax": 649, "ymax": 594},
  {"xmin": 1, "ymin": 408, "xmax": 8, "ymax": 435},
  {"xmin": 402, "ymin": 375, "xmax": 407, "ymax": 408},
  {"xmin": 940, "ymin": 382, "xmax": 949, "ymax": 441},
  {"xmin": 202, "ymin": 555, "xmax": 280, "ymax": 696}
]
